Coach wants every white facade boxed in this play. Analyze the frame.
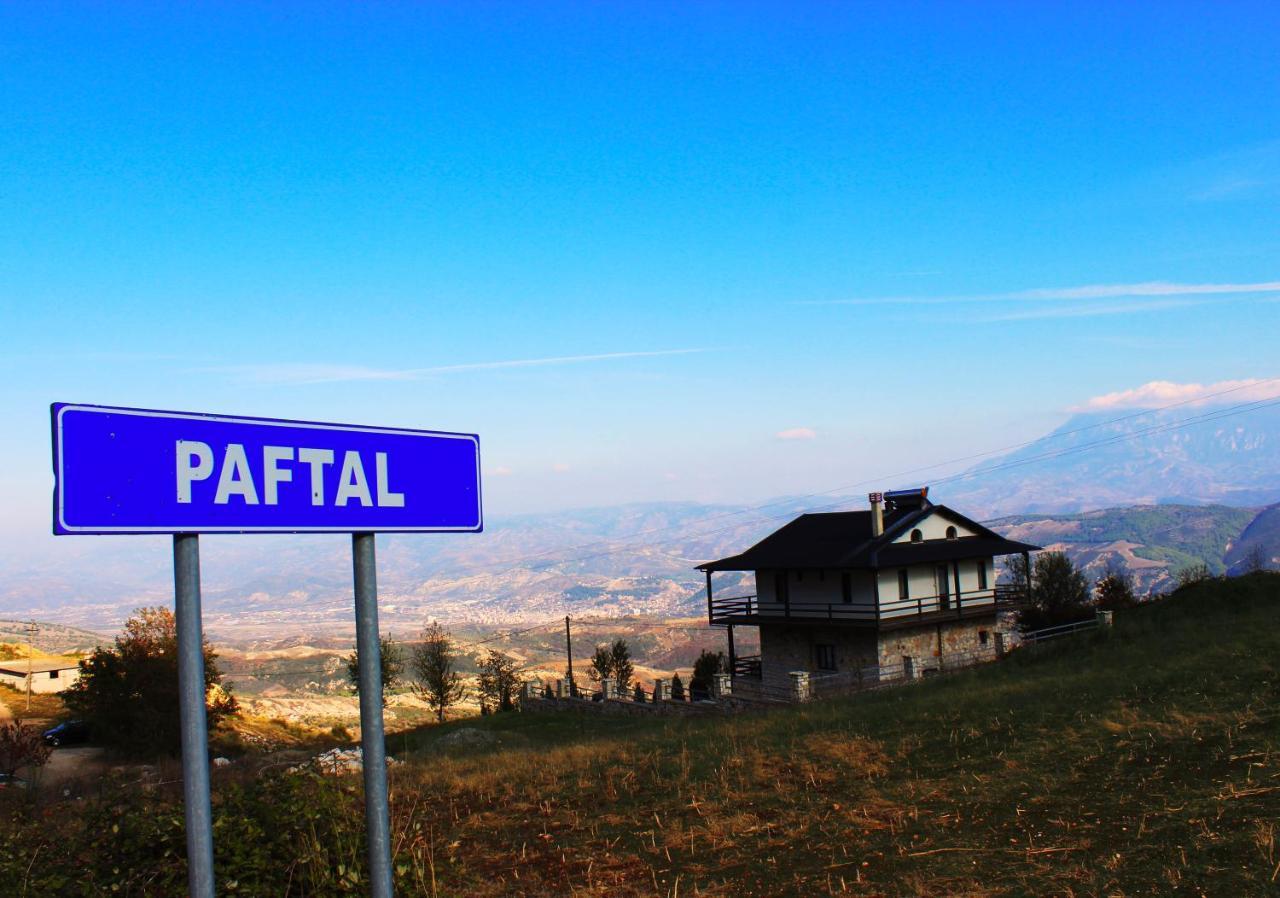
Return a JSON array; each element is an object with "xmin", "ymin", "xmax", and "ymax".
[{"xmin": 0, "ymin": 662, "xmax": 81, "ymax": 694}]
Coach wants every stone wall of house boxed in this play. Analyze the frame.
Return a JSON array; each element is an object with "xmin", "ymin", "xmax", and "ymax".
[
  {"xmin": 876, "ymin": 618, "xmax": 998, "ymax": 670},
  {"xmin": 757, "ymin": 625, "xmax": 879, "ymax": 692}
]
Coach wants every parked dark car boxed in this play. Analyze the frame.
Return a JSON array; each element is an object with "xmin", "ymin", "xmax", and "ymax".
[{"xmin": 43, "ymin": 720, "xmax": 90, "ymax": 747}]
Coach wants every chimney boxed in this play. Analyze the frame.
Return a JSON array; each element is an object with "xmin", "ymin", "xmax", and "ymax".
[{"xmin": 869, "ymin": 492, "xmax": 884, "ymax": 537}]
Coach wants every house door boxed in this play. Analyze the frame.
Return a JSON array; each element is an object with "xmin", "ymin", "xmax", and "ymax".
[{"xmin": 936, "ymin": 565, "xmax": 951, "ymax": 610}]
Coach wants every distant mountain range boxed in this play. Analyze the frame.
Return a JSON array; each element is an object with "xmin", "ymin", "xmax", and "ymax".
[
  {"xmin": 3, "ymin": 399, "xmax": 1278, "ymax": 641},
  {"xmin": 946, "ymin": 402, "xmax": 1280, "ymax": 517}
]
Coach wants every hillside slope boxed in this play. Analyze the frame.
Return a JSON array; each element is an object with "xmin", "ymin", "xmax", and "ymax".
[
  {"xmin": 991, "ymin": 503, "xmax": 1259, "ymax": 592},
  {"xmin": 4, "ymin": 574, "xmax": 1277, "ymax": 895}
]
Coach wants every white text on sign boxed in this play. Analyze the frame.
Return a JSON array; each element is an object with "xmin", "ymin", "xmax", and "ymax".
[{"xmin": 175, "ymin": 441, "xmax": 406, "ymax": 507}]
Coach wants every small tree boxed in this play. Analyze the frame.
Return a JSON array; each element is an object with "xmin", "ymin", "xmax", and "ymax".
[
  {"xmin": 671, "ymin": 672, "xmax": 686, "ymax": 702},
  {"xmin": 608, "ymin": 640, "xmax": 634, "ymax": 695},
  {"xmin": 632, "ymin": 682, "xmax": 646, "ymax": 703},
  {"xmin": 1018, "ymin": 552, "xmax": 1091, "ymax": 631},
  {"xmin": 410, "ymin": 623, "xmax": 467, "ymax": 723},
  {"xmin": 345, "ymin": 636, "xmax": 405, "ymax": 707},
  {"xmin": 477, "ymin": 650, "xmax": 521, "ymax": 712},
  {"xmin": 1095, "ymin": 563, "xmax": 1137, "ymax": 610},
  {"xmin": 587, "ymin": 645, "xmax": 613, "ymax": 683},
  {"xmin": 0, "ymin": 722, "xmax": 51, "ymax": 778},
  {"xmin": 63, "ymin": 606, "xmax": 237, "ymax": 757},
  {"xmin": 690, "ymin": 650, "xmax": 726, "ymax": 700}
]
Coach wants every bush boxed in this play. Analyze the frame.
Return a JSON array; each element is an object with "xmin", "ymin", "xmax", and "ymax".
[
  {"xmin": 62, "ymin": 607, "xmax": 237, "ymax": 757},
  {"xmin": 690, "ymin": 650, "xmax": 726, "ymax": 700},
  {"xmin": 1018, "ymin": 552, "xmax": 1092, "ymax": 631},
  {"xmin": 0, "ymin": 723, "xmax": 50, "ymax": 778},
  {"xmin": 671, "ymin": 673, "xmax": 686, "ymax": 702},
  {"xmin": 1095, "ymin": 564, "xmax": 1137, "ymax": 610}
]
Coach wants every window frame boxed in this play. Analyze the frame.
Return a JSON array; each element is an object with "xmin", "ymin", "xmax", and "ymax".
[{"xmin": 815, "ymin": 643, "xmax": 837, "ymax": 672}]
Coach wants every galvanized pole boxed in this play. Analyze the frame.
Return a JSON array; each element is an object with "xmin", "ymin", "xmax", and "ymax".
[
  {"xmin": 173, "ymin": 533, "xmax": 215, "ymax": 898},
  {"xmin": 352, "ymin": 532, "xmax": 394, "ymax": 898}
]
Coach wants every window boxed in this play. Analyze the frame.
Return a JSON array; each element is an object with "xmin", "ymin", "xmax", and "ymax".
[
  {"xmin": 48, "ymin": 670, "xmax": 59, "ymax": 679},
  {"xmin": 897, "ymin": 569, "xmax": 909, "ymax": 601},
  {"xmin": 910, "ymin": 529, "xmax": 923, "ymax": 543},
  {"xmin": 945, "ymin": 526, "xmax": 958, "ymax": 540},
  {"xmin": 815, "ymin": 644, "xmax": 837, "ymax": 672},
  {"xmin": 774, "ymin": 571, "xmax": 790, "ymax": 605},
  {"xmin": 841, "ymin": 572, "xmax": 852, "ymax": 604},
  {"xmin": 976, "ymin": 560, "xmax": 988, "ymax": 590},
  {"xmin": 796, "ymin": 570, "xmax": 804, "ymax": 582},
  {"xmin": 979, "ymin": 630, "xmax": 989, "ymax": 646}
]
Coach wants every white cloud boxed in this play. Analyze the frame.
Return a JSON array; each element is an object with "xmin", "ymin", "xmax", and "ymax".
[
  {"xmin": 205, "ymin": 348, "xmax": 711, "ymax": 385},
  {"xmin": 799, "ymin": 280, "xmax": 1280, "ymax": 307},
  {"xmin": 491, "ymin": 466, "xmax": 513, "ymax": 477},
  {"xmin": 552, "ymin": 463, "xmax": 571, "ymax": 473},
  {"xmin": 978, "ymin": 299, "xmax": 1199, "ymax": 322},
  {"xmin": 1076, "ymin": 377, "xmax": 1280, "ymax": 411},
  {"xmin": 776, "ymin": 427, "xmax": 817, "ymax": 440}
]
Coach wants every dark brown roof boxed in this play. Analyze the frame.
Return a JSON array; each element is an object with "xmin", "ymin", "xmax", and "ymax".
[{"xmin": 697, "ymin": 503, "xmax": 1040, "ymax": 572}]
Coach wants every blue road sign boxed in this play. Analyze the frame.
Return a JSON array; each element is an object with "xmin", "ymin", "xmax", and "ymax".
[{"xmin": 51, "ymin": 403, "xmax": 483, "ymax": 534}]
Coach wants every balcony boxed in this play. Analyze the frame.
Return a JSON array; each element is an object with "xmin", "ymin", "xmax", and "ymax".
[{"xmin": 709, "ymin": 583, "xmax": 1028, "ymax": 630}]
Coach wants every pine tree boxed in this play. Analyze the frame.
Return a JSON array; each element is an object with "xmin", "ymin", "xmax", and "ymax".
[{"xmin": 410, "ymin": 622, "xmax": 467, "ymax": 723}]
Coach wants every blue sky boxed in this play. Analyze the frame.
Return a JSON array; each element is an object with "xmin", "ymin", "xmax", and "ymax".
[{"xmin": 3, "ymin": 3, "xmax": 1280, "ymax": 546}]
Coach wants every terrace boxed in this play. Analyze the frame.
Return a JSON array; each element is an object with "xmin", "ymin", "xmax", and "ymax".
[{"xmin": 709, "ymin": 583, "xmax": 1029, "ymax": 631}]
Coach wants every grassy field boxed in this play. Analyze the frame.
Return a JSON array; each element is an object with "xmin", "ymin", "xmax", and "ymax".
[{"xmin": 2, "ymin": 574, "xmax": 1277, "ymax": 896}]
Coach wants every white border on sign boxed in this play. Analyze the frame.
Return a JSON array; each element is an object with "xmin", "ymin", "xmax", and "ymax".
[{"xmin": 53, "ymin": 404, "xmax": 484, "ymax": 534}]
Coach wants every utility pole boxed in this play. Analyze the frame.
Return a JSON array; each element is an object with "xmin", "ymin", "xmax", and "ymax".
[
  {"xmin": 564, "ymin": 616, "xmax": 574, "ymax": 697},
  {"xmin": 25, "ymin": 620, "xmax": 37, "ymax": 712}
]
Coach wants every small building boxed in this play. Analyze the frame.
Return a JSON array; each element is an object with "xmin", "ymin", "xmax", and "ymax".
[
  {"xmin": 697, "ymin": 487, "xmax": 1041, "ymax": 696},
  {"xmin": 0, "ymin": 658, "xmax": 83, "ymax": 694}
]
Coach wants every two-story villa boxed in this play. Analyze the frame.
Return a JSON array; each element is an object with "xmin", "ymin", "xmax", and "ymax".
[{"xmin": 697, "ymin": 487, "xmax": 1040, "ymax": 695}]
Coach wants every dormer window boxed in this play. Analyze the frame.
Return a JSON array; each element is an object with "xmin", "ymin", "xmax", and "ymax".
[
  {"xmin": 945, "ymin": 526, "xmax": 958, "ymax": 540},
  {"xmin": 910, "ymin": 529, "xmax": 923, "ymax": 543}
]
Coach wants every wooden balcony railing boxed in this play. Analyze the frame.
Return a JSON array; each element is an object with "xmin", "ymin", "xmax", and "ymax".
[{"xmin": 709, "ymin": 584, "xmax": 1029, "ymax": 627}]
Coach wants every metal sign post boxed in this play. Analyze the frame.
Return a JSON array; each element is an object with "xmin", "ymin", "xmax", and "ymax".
[
  {"xmin": 352, "ymin": 532, "xmax": 393, "ymax": 898},
  {"xmin": 51, "ymin": 403, "xmax": 483, "ymax": 896},
  {"xmin": 174, "ymin": 533, "xmax": 216, "ymax": 898}
]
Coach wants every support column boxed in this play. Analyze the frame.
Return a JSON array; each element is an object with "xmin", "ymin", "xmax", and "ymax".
[
  {"xmin": 726, "ymin": 624, "xmax": 736, "ymax": 681},
  {"xmin": 353, "ymin": 533, "xmax": 394, "ymax": 898},
  {"xmin": 173, "ymin": 534, "xmax": 215, "ymax": 898},
  {"xmin": 705, "ymin": 570, "xmax": 714, "ymax": 624}
]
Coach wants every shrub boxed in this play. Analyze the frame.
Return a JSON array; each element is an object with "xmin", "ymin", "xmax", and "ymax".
[
  {"xmin": 690, "ymin": 649, "xmax": 726, "ymax": 700},
  {"xmin": 0, "ymin": 723, "xmax": 50, "ymax": 778},
  {"xmin": 1018, "ymin": 552, "xmax": 1091, "ymax": 631},
  {"xmin": 671, "ymin": 673, "xmax": 686, "ymax": 701},
  {"xmin": 1095, "ymin": 564, "xmax": 1137, "ymax": 610},
  {"xmin": 62, "ymin": 607, "xmax": 237, "ymax": 757}
]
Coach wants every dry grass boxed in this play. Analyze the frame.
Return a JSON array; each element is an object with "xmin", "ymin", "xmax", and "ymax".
[{"xmin": 1, "ymin": 573, "xmax": 1278, "ymax": 896}]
